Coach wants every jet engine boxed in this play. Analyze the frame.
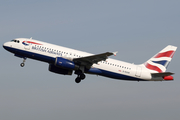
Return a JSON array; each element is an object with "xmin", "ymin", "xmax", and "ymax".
[
  {"xmin": 49, "ymin": 64, "xmax": 72, "ymax": 75},
  {"xmin": 54, "ymin": 57, "xmax": 79, "ymax": 70}
]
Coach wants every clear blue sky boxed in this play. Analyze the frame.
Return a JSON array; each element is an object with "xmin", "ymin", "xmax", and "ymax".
[{"xmin": 1, "ymin": 0, "xmax": 180, "ymax": 120}]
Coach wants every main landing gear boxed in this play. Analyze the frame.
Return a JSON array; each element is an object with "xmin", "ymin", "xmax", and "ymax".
[
  {"xmin": 20, "ymin": 57, "xmax": 27, "ymax": 67},
  {"xmin": 75, "ymin": 70, "xmax": 86, "ymax": 83}
]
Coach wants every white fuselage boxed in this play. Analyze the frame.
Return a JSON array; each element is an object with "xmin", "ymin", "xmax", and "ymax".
[{"xmin": 3, "ymin": 38, "xmax": 157, "ymax": 81}]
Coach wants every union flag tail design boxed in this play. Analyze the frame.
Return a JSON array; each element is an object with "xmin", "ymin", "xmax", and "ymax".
[{"xmin": 144, "ymin": 45, "xmax": 177, "ymax": 73}]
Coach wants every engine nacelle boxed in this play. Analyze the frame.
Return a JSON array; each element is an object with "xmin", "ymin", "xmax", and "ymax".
[
  {"xmin": 55, "ymin": 57, "xmax": 79, "ymax": 70},
  {"xmin": 163, "ymin": 75, "xmax": 174, "ymax": 81},
  {"xmin": 49, "ymin": 64, "xmax": 72, "ymax": 75}
]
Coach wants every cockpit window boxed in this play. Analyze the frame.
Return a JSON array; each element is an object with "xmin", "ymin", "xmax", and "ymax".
[{"xmin": 11, "ymin": 40, "xmax": 20, "ymax": 43}]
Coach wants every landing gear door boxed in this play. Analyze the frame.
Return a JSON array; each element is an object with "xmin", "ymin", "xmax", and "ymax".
[{"xmin": 135, "ymin": 66, "xmax": 142, "ymax": 77}]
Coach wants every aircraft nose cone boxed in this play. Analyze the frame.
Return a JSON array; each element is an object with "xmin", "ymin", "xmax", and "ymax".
[
  {"xmin": 3, "ymin": 43, "xmax": 6, "ymax": 49},
  {"xmin": 3, "ymin": 42, "xmax": 9, "ymax": 50}
]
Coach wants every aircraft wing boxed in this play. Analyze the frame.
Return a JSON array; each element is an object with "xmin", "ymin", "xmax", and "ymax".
[{"xmin": 73, "ymin": 52, "xmax": 117, "ymax": 68}]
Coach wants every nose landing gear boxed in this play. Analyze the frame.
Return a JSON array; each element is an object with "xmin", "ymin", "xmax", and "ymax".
[{"xmin": 20, "ymin": 57, "xmax": 27, "ymax": 67}]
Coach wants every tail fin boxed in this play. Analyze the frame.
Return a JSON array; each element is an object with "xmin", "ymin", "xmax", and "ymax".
[{"xmin": 144, "ymin": 45, "xmax": 177, "ymax": 73}]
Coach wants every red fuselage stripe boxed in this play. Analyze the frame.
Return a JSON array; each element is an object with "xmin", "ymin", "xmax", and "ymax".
[{"xmin": 23, "ymin": 41, "xmax": 42, "ymax": 45}]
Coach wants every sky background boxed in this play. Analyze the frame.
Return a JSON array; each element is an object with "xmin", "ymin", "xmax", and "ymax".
[{"xmin": 0, "ymin": 0, "xmax": 180, "ymax": 120}]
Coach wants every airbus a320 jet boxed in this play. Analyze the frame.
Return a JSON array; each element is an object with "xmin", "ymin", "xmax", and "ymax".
[{"xmin": 3, "ymin": 38, "xmax": 177, "ymax": 83}]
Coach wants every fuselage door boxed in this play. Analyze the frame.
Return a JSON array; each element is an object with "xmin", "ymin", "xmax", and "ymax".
[{"xmin": 135, "ymin": 66, "xmax": 142, "ymax": 77}]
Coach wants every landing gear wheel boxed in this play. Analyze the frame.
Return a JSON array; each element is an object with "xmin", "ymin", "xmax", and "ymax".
[
  {"xmin": 20, "ymin": 63, "xmax": 25, "ymax": 67},
  {"xmin": 75, "ymin": 77, "xmax": 81, "ymax": 83},
  {"xmin": 80, "ymin": 74, "xmax": 86, "ymax": 80},
  {"xmin": 74, "ymin": 69, "xmax": 86, "ymax": 83}
]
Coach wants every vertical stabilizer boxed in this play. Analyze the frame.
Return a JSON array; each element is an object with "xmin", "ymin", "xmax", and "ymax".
[{"xmin": 144, "ymin": 45, "xmax": 177, "ymax": 73}]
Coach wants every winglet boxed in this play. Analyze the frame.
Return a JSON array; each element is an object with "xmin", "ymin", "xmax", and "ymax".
[{"xmin": 113, "ymin": 51, "xmax": 118, "ymax": 56}]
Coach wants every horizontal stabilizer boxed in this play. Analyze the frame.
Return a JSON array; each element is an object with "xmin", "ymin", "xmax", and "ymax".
[
  {"xmin": 113, "ymin": 51, "xmax": 118, "ymax": 56},
  {"xmin": 151, "ymin": 72, "xmax": 174, "ymax": 77}
]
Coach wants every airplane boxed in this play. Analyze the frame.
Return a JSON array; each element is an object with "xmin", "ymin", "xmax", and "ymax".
[{"xmin": 3, "ymin": 38, "xmax": 177, "ymax": 83}]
